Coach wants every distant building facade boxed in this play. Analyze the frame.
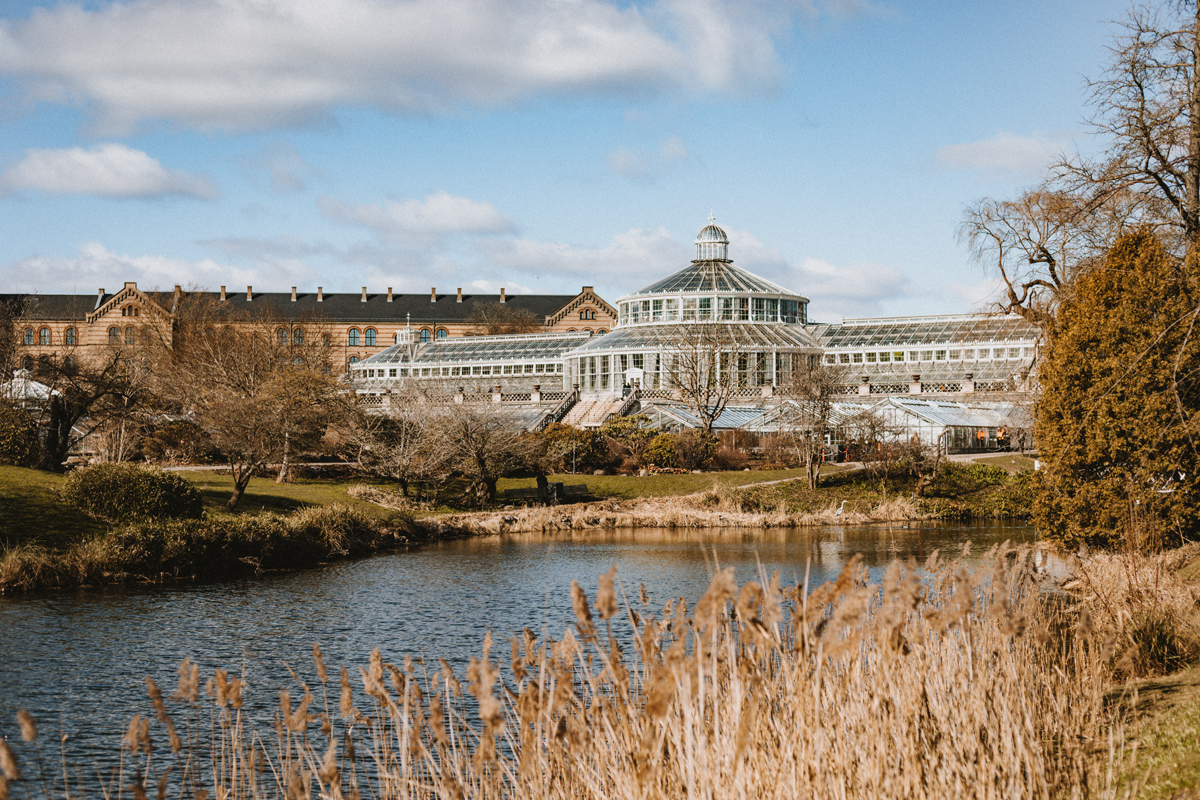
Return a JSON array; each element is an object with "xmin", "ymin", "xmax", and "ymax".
[{"xmin": 3, "ymin": 282, "xmax": 616, "ymax": 373}]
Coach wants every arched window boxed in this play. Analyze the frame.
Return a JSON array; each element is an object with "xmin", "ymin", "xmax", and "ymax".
[
  {"xmin": 419, "ymin": 329, "xmax": 431, "ymax": 343},
  {"xmin": 36, "ymin": 355, "xmax": 50, "ymax": 374},
  {"xmin": 38, "ymin": 328, "xmax": 50, "ymax": 345},
  {"xmin": 21, "ymin": 356, "xmax": 32, "ymax": 371},
  {"xmin": 125, "ymin": 327, "xmax": 135, "ymax": 345},
  {"xmin": 579, "ymin": 308, "xmax": 596, "ymax": 321},
  {"xmin": 293, "ymin": 329, "xmax": 304, "ymax": 346},
  {"xmin": 22, "ymin": 328, "xmax": 32, "ymax": 345},
  {"xmin": 65, "ymin": 328, "xmax": 76, "ymax": 346},
  {"xmin": 323, "ymin": 333, "xmax": 332, "ymax": 347},
  {"xmin": 348, "ymin": 356, "xmax": 360, "ymax": 367},
  {"xmin": 365, "ymin": 328, "xmax": 377, "ymax": 346},
  {"xmin": 436, "ymin": 328, "xmax": 448, "ymax": 339},
  {"xmin": 348, "ymin": 329, "xmax": 360, "ymax": 346},
  {"xmin": 108, "ymin": 327, "xmax": 120, "ymax": 343},
  {"xmin": 597, "ymin": 329, "xmax": 607, "ymax": 334},
  {"xmin": 568, "ymin": 328, "xmax": 576, "ymax": 332},
  {"xmin": 277, "ymin": 328, "xmax": 288, "ymax": 345}
]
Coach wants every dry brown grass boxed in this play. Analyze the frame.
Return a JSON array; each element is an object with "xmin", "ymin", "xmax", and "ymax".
[
  {"xmin": 419, "ymin": 486, "xmax": 928, "ymax": 537},
  {"xmin": 3, "ymin": 544, "xmax": 1132, "ymax": 800},
  {"xmin": 1064, "ymin": 543, "xmax": 1200, "ymax": 677}
]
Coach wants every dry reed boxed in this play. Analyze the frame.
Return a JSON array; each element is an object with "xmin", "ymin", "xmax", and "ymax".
[{"xmin": 4, "ymin": 543, "xmax": 1129, "ymax": 799}]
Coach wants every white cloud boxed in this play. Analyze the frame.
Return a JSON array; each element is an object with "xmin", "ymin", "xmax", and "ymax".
[
  {"xmin": 723, "ymin": 229, "xmax": 911, "ymax": 319},
  {"xmin": 0, "ymin": 143, "xmax": 215, "ymax": 198},
  {"xmin": 1, "ymin": 242, "xmax": 266, "ymax": 292},
  {"xmin": 0, "ymin": 0, "xmax": 810, "ymax": 133},
  {"xmin": 481, "ymin": 226, "xmax": 689, "ymax": 287},
  {"xmin": 244, "ymin": 140, "xmax": 324, "ymax": 193},
  {"xmin": 607, "ymin": 135, "xmax": 688, "ymax": 180},
  {"xmin": 319, "ymin": 191, "xmax": 515, "ymax": 246},
  {"xmin": 934, "ymin": 132, "xmax": 1068, "ymax": 179}
]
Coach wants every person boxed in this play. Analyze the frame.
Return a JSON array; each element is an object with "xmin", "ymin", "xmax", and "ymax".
[
  {"xmin": 997, "ymin": 425, "xmax": 1009, "ymax": 451},
  {"xmin": 622, "ymin": 383, "xmax": 631, "ymax": 398}
]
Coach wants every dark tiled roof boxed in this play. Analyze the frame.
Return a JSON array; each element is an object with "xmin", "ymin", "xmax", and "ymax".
[
  {"xmin": 0, "ymin": 294, "xmax": 99, "ymax": 321},
  {"xmin": 149, "ymin": 291, "xmax": 583, "ymax": 324}
]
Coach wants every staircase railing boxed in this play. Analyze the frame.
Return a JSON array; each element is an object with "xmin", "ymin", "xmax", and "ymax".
[{"xmin": 536, "ymin": 388, "xmax": 580, "ymax": 431}]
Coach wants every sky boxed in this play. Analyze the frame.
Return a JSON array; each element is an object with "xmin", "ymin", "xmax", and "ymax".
[{"xmin": 0, "ymin": 0, "xmax": 1128, "ymax": 322}]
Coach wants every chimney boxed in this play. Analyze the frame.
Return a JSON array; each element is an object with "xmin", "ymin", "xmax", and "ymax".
[
  {"xmin": 291, "ymin": 286, "xmax": 297, "ymax": 302},
  {"xmin": 500, "ymin": 287, "xmax": 506, "ymax": 303},
  {"xmin": 456, "ymin": 287, "xmax": 462, "ymax": 303},
  {"xmin": 317, "ymin": 286, "xmax": 323, "ymax": 302},
  {"xmin": 219, "ymin": 285, "xmax": 226, "ymax": 301},
  {"xmin": 387, "ymin": 287, "xmax": 393, "ymax": 302},
  {"xmin": 430, "ymin": 287, "xmax": 437, "ymax": 303},
  {"xmin": 361, "ymin": 286, "xmax": 368, "ymax": 303},
  {"xmin": 246, "ymin": 286, "xmax": 253, "ymax": 301},
  {"xmin": 95, "ymin": 288, "xmax": 105, "ymax": 309}
]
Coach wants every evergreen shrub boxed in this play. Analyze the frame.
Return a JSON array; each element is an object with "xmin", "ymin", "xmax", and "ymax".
[{"xmin": 62, "ymin": 462, "xmax": 203, "ymax": 522}]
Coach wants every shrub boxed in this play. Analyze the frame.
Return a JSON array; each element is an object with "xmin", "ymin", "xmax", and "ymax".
[
  {"xmin": 642, "ymin": 433, "xmax": 678, "ymax": 468},
  {"xmin": 141, "ymin": 420, "xmax": 218, "ymax": 465},
  {"xmin": 61, "ymin": 462, "xmax": 203, "ymax": 522},
  {"xmin": 0, "ymin": 403, "xmax": 39, "ymax": 467},
  {"xmin": 674, "ymin": 429, "xmax": 717, "ymax": 470},
  {"xmin": 710, "ymin": 444, "xmax": 748, "ymax": 471}
]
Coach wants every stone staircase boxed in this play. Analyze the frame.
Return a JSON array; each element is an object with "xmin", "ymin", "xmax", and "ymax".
[{"xmin": 561, "ymin": 396, "xmax": 627, "ymax": 428}]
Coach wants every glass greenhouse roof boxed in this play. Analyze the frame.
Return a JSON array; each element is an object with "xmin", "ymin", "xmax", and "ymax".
[
  {"xmin": 629, "ymin": 261, "xmax": 799, "ymax": 297},
  {"xmin": 812, "ymin": 315, "xmax": 1039, "ymax": 349},
  {"xmin": 361, "ymin": 331, "xmax": 592, "ymax": 366},
  {"xmin": 566, "ymin": 321, "xmax": 820, "ymax": 354}
]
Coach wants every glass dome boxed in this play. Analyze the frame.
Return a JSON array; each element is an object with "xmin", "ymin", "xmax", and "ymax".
[{"xmin": 695, "ymin": 218, "xmax": 729, "ymax": 261}]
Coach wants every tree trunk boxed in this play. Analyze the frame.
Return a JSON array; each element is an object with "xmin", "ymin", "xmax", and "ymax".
[
  {"xmin": 276, "ymin": 431, "xmax": 290, "ymax": 483},
  {"xmin": 226, "ymin": 464, "xmax": 254, "ymax": 511},
  {"xmin": 1189, "ymin": 5, "xmax": 1200, "ymax": 249}
]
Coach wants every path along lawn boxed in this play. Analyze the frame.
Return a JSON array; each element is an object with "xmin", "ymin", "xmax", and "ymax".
[{"xmin": 497, "ymin": 464, "xmax": 855, "ymax": 501}]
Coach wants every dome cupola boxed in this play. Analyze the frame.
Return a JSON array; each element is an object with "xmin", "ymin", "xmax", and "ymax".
[{"xmin": 695, "ymin": 214, "xmax": 729, "ymax": 261}]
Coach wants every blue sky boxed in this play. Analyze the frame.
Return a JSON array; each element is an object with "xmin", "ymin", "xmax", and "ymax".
[{"xmin": 0, "ymin": 0, "xmax": 1124, "ymax": 321}]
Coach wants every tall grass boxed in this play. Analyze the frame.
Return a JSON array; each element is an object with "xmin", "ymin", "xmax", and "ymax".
[{"xmin": 1, "ymin": 544, "xmax": 1126, "ymax": 799}]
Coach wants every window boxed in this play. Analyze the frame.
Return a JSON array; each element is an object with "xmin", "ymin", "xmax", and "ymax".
[
  {"xmin": 879, "ymin": 351, "xmax": 891, "ymax": 363},
  {"xmin": 65, "ymin": 328, "xmax": 76, "ymax": 346},
  {"xmin": 852, "ymin": 352, "xmax": 863, "ymax": 363},
  {"xmin": 920, "ymin": 350, "xmax": 933, "ymax": 361},
  {"xmin": 935, "ymin": 350, "xmax": 947, "ymax": 360},
  {"xmin": 22, "ymin": 328, "xmax": 32, "ymax": 345},
  {"xmin": 293, "ymin": 329, "xmax": 304, "ymax": 346},
  {"xmin": 420, "ymin": 329, "xmax": 431, "ymax": 343},
  {"xmin": 865, "ymin": 352, "xmax": 877, "ymax": 363},
  {"xmin": 825, "ymin": 354, "xmax": 836, "ymax": 364},
  {"xmin": 1009, "ymin": 347, "xmax": 1021, "ymax": 359},
  {"xmin": 21, "ymin": 356, "xmax": 32, "ymax": 371},
  {"xmin": 348, "ymin": 356, "xmax": 359, "ymax": 366},
  {"xmin": 348, "ymin": 329, "xmax": 360, "ymax": 346},
  {"xmin": 436, "ymin": 328, "xmax": 448, "ymax": 339},
  {"xmin": 838, "ymin": 353, "xmax": 850, "ymax": 364},
  {"xmin": 948, "ymin": 350, "xmax": 961, "ymax": 360},
  {"xmin": 579, "ymin": 308, "xmax": 595, "ymax": 320},
  {"xmin": 277, "ymin": 328, "xmax": 288, "ymax": 345},
  {"xmin": 893, "ymin": 352, "xmax": 905, "ymax": 362},
  {"xmin": 389, "ymin": 369, "xmax": 397, "ymax": 377},
  {"xmin": 125, "ymin": 328, "xmax": 135, "ymax": 345},
  {"xmin": 108, "ymin": 327, "xmax": 120, "ymax": 343},
  {"xmin": 365, "ymin": 328, "xmax": 377, "ymax": 346},
  {"xmin": 39, "ymin": 328, "xmax": 50, "ymax": 346},
  {"xmin": 323, "ymin": 334, "xmax": 332, "ymax": 346}
]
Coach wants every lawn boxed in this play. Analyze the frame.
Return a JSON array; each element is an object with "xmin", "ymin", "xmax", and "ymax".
[
  {"xmin": 497, "ymin": 464, "xmax": 855, "ymax": 500},
  {"xmin": 180, "ymin": 470, "xmax": 395, "ymax": 519},
  {"xmin": 0, "ymin": 465, "xmax": 109, "ymax": 549},
  {"xmin": 968, "ymin": 453, "xmax": 1039, "ymax": 472}
]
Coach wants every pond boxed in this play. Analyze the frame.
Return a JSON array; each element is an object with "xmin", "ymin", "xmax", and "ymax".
[{"xmin": 0, "ymin": 520, "xmax": 1033, "ymax": 766}]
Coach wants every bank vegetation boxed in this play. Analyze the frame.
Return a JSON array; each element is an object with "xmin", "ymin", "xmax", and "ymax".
[{"xmin": 4, "ymin": 543, "xmax": 1200, "ymax": 799}]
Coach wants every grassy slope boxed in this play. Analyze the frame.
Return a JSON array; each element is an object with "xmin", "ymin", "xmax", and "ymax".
[
  {"xmin": 0, "ymin": 465, "xmax": 108, "ymax": 549},
  {"xmin": 183, "ymin": 471, "xmax": 394, "ymax": 519}
]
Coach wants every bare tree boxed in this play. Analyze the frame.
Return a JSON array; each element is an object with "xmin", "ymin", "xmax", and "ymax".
[
  {"xmin": 427, "ymin": 404, "xmax": 538, "ymax": 503},
  {"xmin": 347, "ymin": 401, "xmax": 449, "ymax": 498},
  {"xmin": 467, "ymin": 302, "xmax": 542, "ymax": 335},
  {"xmin": 842, "ymin": 409, "xmax": 908, "ymax": 493},
  {"xmin": 657, "ymin": 323, "xmax": 750, "ymax": 434},
  {"xmin": 963, "ymin": 3, "xmax": 1200, "ymax": 328},
  {"xmin": 159, "ymin": 294, "xmax": 342, "ymax": 509},
  {"xmin": 777, "ymin": 359, "xmax": 843, "ymax": 489}
]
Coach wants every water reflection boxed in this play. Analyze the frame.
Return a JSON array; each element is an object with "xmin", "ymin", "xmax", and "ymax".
[{"xmin": 0, "ymin": 521, "xmax": 1030, "ymax": 765}]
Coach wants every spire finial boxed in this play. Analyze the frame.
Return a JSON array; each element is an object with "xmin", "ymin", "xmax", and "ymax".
[{"xmin": 709, "ymin": 210, "xmax": 715, "ymax": 222}]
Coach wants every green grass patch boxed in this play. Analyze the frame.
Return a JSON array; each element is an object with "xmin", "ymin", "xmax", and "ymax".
[
  {"xmin": 968, "ymin": 453, "xmax": 1039, "ymax": 473},
  {"xmin": 0, "ymin": 465, "xmax": 109, "ymax": 550},
  {"xmin": 497, "ymin": 466, "xmax": 854, "ymax": 501},
  {"xmin": 1117, "ymin": 665, "xmax": 1200, "ymax": 799},
  {"xmin": 181, "ymin": 470, "xmax": 396, "ymax": 520}
]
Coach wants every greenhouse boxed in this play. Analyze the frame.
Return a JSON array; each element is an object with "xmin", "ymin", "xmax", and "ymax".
[{"xmin": 563, "ymin": 219, "xmax": 822, "ymax": 395}]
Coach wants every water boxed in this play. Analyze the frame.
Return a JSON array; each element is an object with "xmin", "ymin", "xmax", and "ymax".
[{"xmin": 0, "ymin": 520, "xmax": 1031, "ymax": 765}]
